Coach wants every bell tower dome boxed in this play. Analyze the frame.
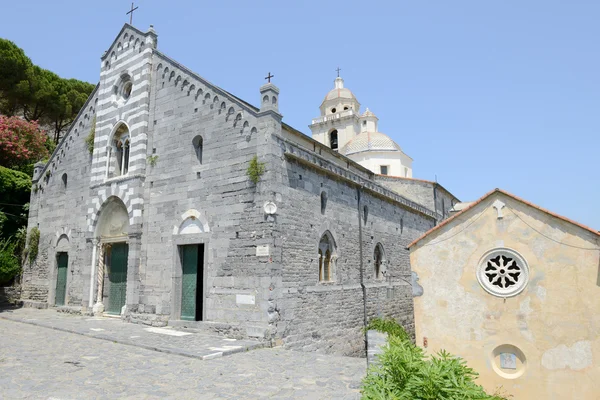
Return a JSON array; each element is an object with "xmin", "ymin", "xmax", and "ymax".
[{"xmin": 310, "ymin": 75, "xmax": 361, "ymax": 152}]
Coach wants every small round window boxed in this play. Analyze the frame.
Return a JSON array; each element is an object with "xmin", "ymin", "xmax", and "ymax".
[
  {"xmin": 477, "ymin": 248, "xmax": 529, "ymax": 297},
  {"xmin": 331, "ymin": 108, "xmax": 336, "ymax": 113}
]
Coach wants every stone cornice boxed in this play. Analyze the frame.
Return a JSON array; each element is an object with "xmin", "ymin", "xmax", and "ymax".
[{"xmin": 277, "ymin": 136, "xmax": 437, "ymax": 219}]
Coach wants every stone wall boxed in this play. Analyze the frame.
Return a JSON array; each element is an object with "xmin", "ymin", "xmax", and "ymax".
[
  {"xmin": 21, "ymin": 84, "xmax": 99, "ymax": 308},
  {"xmin": 270, "ymin": 132, "xmax": 436, "ymax": 355},
  {"xmin": 0, "ymin": 286, "xmax": 21, "ymax": 305},
  {"xmin": 375, "ymin": 175, "xmax": 458, "ymax": 221}
]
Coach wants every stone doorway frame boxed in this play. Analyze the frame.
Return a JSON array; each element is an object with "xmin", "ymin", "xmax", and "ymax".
[
  {"xmin": 171, "ymin": 233, "xmax": 210, "ymax": 322},
  {"xmin": 48, "ymin": 233, "xmax": 71, "ymax": 307}
]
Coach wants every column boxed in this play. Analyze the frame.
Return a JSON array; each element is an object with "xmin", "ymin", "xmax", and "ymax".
[{"xmin": 93, "ymin": 243, "xmax": 107, "ymax": 314}]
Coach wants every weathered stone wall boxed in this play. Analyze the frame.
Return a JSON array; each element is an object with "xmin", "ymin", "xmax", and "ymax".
[
  {"xmin": 270, "ymin": 133, "xmax": 436, "ymax": 355},
  {"xmin": 411, "ymin": 192, "xmax": 600, "ymax": 399},
  {"xmin": 375, "ymin": 176, "xmax": 459, "ymax": 221},
  {"xmin": 21, "ymin": 86, "xmax": 99, "ymax": 307},
  {"xmin": 0, "ymin": 286, "xmax": 21, "ymax": 304}
]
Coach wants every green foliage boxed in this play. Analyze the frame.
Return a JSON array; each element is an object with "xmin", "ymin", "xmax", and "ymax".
[
  {"xmin": 27, "ymin": 227, "xmax": 40, "ymax": 263},
  {"xmin": 0, "ymin": 166, "xmax": 31, "ymax": 238},
  {"xmin": 85, "ymin": 116, "xmax": 96, "ymax": 155},
  {"xmin": 0, "ymin": 38, "xmax": 95, "ymax": 143},
  {"xmin": 362, "ymin": 318, "xmax": 509, "ymax": 400},
  {"xmin": 246, "ymin": 155, "xmax": 266, "ymax": 184},
  {"xmin": 366, "ymin": 318, "xmax": 411, "ymax": 342},
  {"xmin": 0, "ymin": 237, "xmax": 20, "ymax": 285},
  {"xmin": 147, "ymin": 154, "xmax": 159, "ymax": 167}
]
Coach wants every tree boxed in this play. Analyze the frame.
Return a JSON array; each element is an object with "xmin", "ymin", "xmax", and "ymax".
[
  {"xmin": 0, "ymin": 116, "xmax": 49, "ymax": 170},
  {"xmin": 0, "ymin": 38, "xmax": 32, "ymax": 116},
  {"xmin": 0, "ymin": 38, "xmax": 95, "ymax": 142},
  {"xmin": 0, "ymin": 166, "xmax": 31, "ymax": 239}
]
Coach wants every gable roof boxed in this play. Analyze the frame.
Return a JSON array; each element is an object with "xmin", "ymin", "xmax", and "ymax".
[{"xmin": 407, "ymin": 188, "xmax": 600, "ymax": 248}]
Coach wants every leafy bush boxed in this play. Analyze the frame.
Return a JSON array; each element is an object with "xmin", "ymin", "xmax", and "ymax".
[
  {"xmin": 246, "ymin": 155, "xmax": 265, "ymax": 184},
  {"xmin": 85, "ymin": 116, "xmax": 96, "ymax": 155},
  {"xmin": 362, "ymin": 318, "xmax": 509, "ymax": 400},
  {"xmin": 0, "ymin": 116, "xmax": 49, "ymax": 169},
  {"xmin": 0, "ymin": 238, "xmax": 20, "ymax": 285},
  {"xmin": 27, "ymin": 227, "xmax": 40, "ymax": 263}
]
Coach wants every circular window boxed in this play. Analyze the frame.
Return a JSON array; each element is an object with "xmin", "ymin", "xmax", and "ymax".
[
  {"xmin": 477, "ymin": 248, "xmax": 529, "ymax": 297},
  {"xmin": 331, "ymin": 108, "xmax": 336, "ymax": 113}
]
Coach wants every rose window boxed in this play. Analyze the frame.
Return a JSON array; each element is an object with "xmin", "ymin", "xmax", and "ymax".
[{"xmin": 477, "ymin": 248, "xmax": 529, "ymax": 297}]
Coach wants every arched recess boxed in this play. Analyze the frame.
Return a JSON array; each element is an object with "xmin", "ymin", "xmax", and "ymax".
[
  {"xmin": 373, "ymin": 243, "xmax": 386, "ymax": 279},
  {"xmin": 56, "ymin": 234, "xmax": 70, "ymax": 252},
  {"xmin": 329, "ymin": 129, "xmax": 338, "ymax": 151},
  {"xmin": 94, "ymin": 196, "xmax": 130, "ymax": 240},
  {"xmin": 192, "ymin": 135, "xmax": 203, "ymax": 164},
  {"xmin": 106, "ymin": 121, "xmax": 132, "ymax": 179},
  {"xmin": 173, "ymin": 209, "xmax": 210, "ymax": 235},
  {"xmin": 318, "ymin": 230, "xmax": 338, "ymax": 282}
]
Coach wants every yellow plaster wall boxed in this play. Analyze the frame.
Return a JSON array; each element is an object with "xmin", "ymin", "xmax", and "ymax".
[{"xmin": 411, "ymin": 193, "xmax": 600, "ymax": 399}]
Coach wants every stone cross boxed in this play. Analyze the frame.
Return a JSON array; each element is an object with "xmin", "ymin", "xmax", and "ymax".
[
  {"xmin": 126, "ymin": 2, "xmax": 139, "ymax": 25},
  {"xmin": 493, "ymin": 199, "xmax": 506, "ymax": 219},
  {"xmin": 265, "ymin": 72, "xmax": 274, "ymax": 83}
]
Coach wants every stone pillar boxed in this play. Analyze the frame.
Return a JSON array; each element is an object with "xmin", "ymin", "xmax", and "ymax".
[
  {"xmin": 93, "ymin": 243, "xmax": 107, "ymax": 314},
  {"xmin": 125, "ymin": 232, "xmax": 142, "ymax": 314},
  {"xmin": 87, "ymin": 239, "xmax": 99, "ymax": 309}
]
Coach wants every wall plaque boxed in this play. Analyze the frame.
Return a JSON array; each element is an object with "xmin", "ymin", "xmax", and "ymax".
[
  {"xmin": 500, "ymin": 353, "xmax": 517, "ymax": 370},
  {"xmin": 256, "ymin": 245, "xmax": 270, "ymax": 257}
]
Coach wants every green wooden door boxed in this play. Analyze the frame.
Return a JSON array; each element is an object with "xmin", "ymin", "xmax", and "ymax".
[
  {"xmin": 181, "ymin": 245, "xmax": 198, "ymax": 321},
  {"xmin": 107, "ymin": 243, "xmax": 128, "ymax": 315},
  {"xmin": 54, "ymin": 253, "xmax": 68, "ymax": 306}
]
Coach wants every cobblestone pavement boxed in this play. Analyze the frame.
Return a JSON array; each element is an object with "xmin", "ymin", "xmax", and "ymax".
[
  {"xmin": 0, "ymin": 308, "xmax": 263, "ymax": 360},
  {"xmin": 0, "ymin": 313, "xmax": 365, "ymax": 399}
]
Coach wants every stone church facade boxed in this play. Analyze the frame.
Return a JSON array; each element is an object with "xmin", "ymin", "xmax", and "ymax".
[{"xmin": 21, "ymin": 24, "xmax": 456, "ymax": 355}]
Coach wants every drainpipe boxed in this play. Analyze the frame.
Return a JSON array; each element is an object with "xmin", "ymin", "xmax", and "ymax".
[{"xmin": 357, "ymin": 185, "xmax": 368, "ymax": 358}]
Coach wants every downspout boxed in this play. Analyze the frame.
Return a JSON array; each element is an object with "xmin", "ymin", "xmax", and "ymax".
[{"xmin": 357, "ymin": 185, "xmax": 368, "ymax": 357}]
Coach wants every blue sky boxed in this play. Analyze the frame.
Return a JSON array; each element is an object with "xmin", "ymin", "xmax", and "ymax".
[{"xmin": 2, "ymin": 1, "xmax": 598, "ymax": 230}]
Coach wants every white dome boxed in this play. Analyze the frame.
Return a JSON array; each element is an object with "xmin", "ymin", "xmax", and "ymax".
[
  {"xmin": 320, "ymin": 77, "xmax": 359, "ymax": 108},
  {"xmin": 341, "ymin": 131, "xmax": 402, "ymax": 156}
]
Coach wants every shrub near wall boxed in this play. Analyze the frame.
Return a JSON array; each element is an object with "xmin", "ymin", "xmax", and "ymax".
[{"xmin": 362, "ymin": 318, "xmax": 510, "ymax": 400}]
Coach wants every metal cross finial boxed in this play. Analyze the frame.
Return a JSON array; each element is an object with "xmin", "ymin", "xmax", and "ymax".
[
  {"xmin": 265, "ymin": 72, "xmax": 274, "ymax": 83},
  {"xmin": 126, "ymin": 2, "xmax": 139, "ymax": 25},
  {"xmin": 336, "ymin": 67, "xmax": 341, "ymax": 77}
]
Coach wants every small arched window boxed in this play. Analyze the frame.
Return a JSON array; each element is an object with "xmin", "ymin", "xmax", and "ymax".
[
  {"xmin": 374, "ymin": 243, "xmax": 385, "ymax": 280},
  {"xmin": 320, "ymin": 191, "xmax": 328, "ymax": 214},
  {"xmin": 318, "ymin": 231, "xmax": 336, "ymax": 282},
  {"xmin": 363, "ymin": 205, "xmax": 368, "ymax": 224},
  {"xmin": 61, "ymin": 173, "xmax": 67, "ymax": 188},
  {"xmin": 192, "ymin": 135, "xmax": 203, "ymax": 164},
  {"xmin": 330, "ymin": 130, "xmax": 338, "ymax": 151},
  {"xmin": 107, "ymin": 124, "xmax": 130, "ymax": 178}
]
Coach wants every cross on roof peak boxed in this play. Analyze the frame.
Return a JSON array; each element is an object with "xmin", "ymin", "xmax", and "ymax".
[
  {"xmin": 265, "ymin": 72, "xmax": 274, "ymax": 83},
  {"xmin": 336, "ymin": 67, "xmax": 342, "ymax": 78},
  {"xmin": 126, "ymin": 2, "xmax": 139, "ymax": 25}
]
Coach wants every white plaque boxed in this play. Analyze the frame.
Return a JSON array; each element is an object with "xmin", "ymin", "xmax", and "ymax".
[
  {"xmin": 500, "ymin": 353, "xmax": 516, "ymax": 370},
  {"xmin": 236, "ymin": 294, "xmax": 255, "ymax": 305},
  {"xmin": 256, "ymin": 245, "xmax": 270, "ymax": 256}
]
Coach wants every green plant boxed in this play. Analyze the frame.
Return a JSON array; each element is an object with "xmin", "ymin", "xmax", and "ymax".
[
  {"xmin": 246, "ymin": 155, "xmax": 265, "ymax": 184},
  {"xmin": 85, "ymin": 116, "xmax": 96, "ymax": 155},
  {"xmin": 362, "ymin": 318, "xmax": 509, "ymax": 400},
  {"xmin": 0, "ymin": 238, "xmax": 20, "ymax": 285},
  {"xmin": 27, "ymin": 227, "xmax": 40, "ymax": 263},
  {"xmin": 147, "ymin": 154, "xmax": 159, "ymax": 167}
]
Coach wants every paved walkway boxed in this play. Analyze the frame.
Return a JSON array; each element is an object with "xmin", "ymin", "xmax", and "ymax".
[
  {"xmin": 0, "ymin": 308, "xmax": 366, "ymax": 399},
  {"xmin": 0, "ymin": 307, "xmax": 263, "ymax": 360}
]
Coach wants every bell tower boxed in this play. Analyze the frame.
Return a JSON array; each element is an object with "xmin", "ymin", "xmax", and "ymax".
[{"xmin": 309, "ymin": 75, "xmax": 361, "ymax": 152}]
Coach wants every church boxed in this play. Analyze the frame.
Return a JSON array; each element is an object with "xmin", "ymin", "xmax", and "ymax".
[{"xmin": 20, "ymin": 23, "xmax": 457, "ymax": 355}]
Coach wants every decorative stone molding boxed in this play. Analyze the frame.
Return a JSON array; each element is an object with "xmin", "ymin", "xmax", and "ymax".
[{"xmin": 477, "ymin": 248, "xmax": 529, "ymax": 298}]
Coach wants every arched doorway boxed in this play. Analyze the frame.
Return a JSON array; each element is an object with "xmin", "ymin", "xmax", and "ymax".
[{"xmin": 94, "ymin": 197, "xmax": 130, "ymax": 315}]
